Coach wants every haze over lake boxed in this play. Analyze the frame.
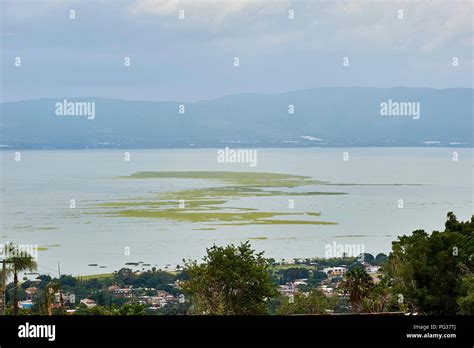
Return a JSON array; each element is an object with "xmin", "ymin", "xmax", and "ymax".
[{"xmin": 0, "ymin": 147, "xmax": 472, "ymax": 276}]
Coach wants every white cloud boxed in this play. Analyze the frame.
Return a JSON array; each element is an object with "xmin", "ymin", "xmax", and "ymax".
[
  {"xmin": 1, "ymin": 0, "xmax": 67, "ymax": 20},
  {"xmin": 128, "ymin": 0, "xmax": 290, "ymax": 25},
  {"xmin": 127, "ymin": 0, "xmax": 472, "ymax": 55}
]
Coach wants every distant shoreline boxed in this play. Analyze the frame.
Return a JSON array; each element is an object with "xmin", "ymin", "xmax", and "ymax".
[{"xmin": 0, "ymin": 145, "xmax": 473, "ymax": 151}]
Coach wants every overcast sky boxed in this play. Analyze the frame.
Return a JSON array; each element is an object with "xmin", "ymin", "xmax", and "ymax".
[{"xmin": 1, "ymin": 0, "xmax": 472, "ymax": 102}]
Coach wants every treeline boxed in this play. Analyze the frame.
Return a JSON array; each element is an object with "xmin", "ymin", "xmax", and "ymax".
[
  {"xmin": 179, "ymin": 212, "xmax": 473, "ymax": 315},
  {"xmin": 270, "ymin": 253, "xmax": 388, "ymax": 268},
  {"xmin": 4, "ymin": 212, "xmax": 473, "ymax": 315}
]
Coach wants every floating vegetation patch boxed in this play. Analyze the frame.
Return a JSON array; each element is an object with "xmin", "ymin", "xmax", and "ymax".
[
  {"xmin": 14, "ymin": 224, "xmax": 33, "ymax": 229},
  {"xmin": 93, "ymin": 171, "xmax": 345, "ymax": 226},
  {"xmin": 326, "ymin": 183, "xmax": 425, "ymax": 186},
  {"xmin": 37, "ymin": 244, "xmax": 61, "ymax": 251},
  {"xmin": 217, "ymin": 220, "xmax": 337, "ymax": 226},
  {"xmin": 120, "ymin": 171, "xmax": 328, "ymax": 188}
]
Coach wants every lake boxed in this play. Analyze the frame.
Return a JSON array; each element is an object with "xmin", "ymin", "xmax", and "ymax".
[{"xmin": 0, "ymin": 147, "xmax": 472, "ymax": 276}]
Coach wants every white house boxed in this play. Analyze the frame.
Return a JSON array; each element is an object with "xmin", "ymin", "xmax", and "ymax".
[
  {"xmin": 80, "ymin": 298, "xmax": 97, "ymax": 308},
  {"xmin": 322, "ymin": 266, "xmax": 347, "ymax": 276}
]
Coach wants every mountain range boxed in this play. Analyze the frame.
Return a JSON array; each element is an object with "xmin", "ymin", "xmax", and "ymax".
[{"xmin": 1, "ymin": 87, "xmax": 472, "ymax": 149}]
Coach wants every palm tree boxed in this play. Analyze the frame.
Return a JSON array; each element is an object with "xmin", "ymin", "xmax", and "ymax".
[
  {"xmin": 44, "ymin": 282, "xmax": 62, "ymax": 315},
  {"xmin": 5, "ymin": 243, "xmax": 37, "ymax": 315},
  {"xmin": 341, "ymin": 267, "xmax": 373, "ymax": 312}
]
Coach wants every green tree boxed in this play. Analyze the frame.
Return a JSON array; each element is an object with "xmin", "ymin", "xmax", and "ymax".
[
  {"xmin": 362, "ymin": 253, "xmax": 375, "ymax": 264},
  {"xmin": 358, "ymin": 279, "xmax": 397, "ymax": 313},
  {"xmin": 182, "ymin": 242, "xmax": 276, "ymax": 315},
  {"xmin": 73, "ymin": 303, "xmax": 112, "ymax": 315},
  {"xmin": 383, "ymin": 213, "xmax": 474, "ymax": 314},
  {"xmin": 114, "ymin": 268, "xmax": 135, "ymax": 286},
  {"xmin": 341, "ymin": 268, "xmax": 373, "ymax": 312},
  {"xmin": 156, "ymin": 302, "xmax": 190, "ymax": 315},
  {"xmin": 4, "ymin": 243, "xmax": 37, "ymax": 315},
  {"xmin": 277, "ymin": 289, "xmax": 337, "ymax": 314},
  {"xmin": 43, "ymin": 282, "xmax": 64, "ymax": 315},
  {"xmin": 278, "ymin": 267, "xmax": 310, "ymax": 284},
  {"xmin": 457, "ymin": 274, "xmax": 474, "ymax": 314},
  {"xmin": 348, "ymin": 262, "xmax": 365, "ymax": 271},
  {"xmin": 59, "ymin": 275, "xmax": 78, "ymax": 287},
  {"xmin": 114, "ymin": 303, "xmax": 147, "ymax": 315},
  {"xmin": 374, "ymin": 253, "xmax": 388, "ymax": 265}
]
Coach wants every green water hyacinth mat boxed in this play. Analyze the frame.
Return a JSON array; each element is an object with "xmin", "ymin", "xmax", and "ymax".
[{"xmin": 92, "ymin": 171, "xmax": 418, "ymax": 226}]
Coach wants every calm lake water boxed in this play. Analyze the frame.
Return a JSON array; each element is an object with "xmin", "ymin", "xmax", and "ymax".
[{"xmin": 0, "ymin": 148, "xmax": 472, "ymax": 276}]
